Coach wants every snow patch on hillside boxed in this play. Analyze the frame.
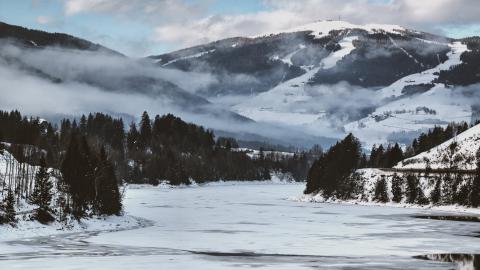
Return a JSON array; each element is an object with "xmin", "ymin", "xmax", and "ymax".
[
  {"xmin": 379, "ymin": 41, "xmax": 468, "ymax": 99},
  {"xmin": 161, "ymin": 49, "xmax": 215, "ymax": 66},
  {"xmin": 345, "ymin": 84, "xmax": 472, "ymax": 148},
  {"xmin": 233, "ymin": 35, "xmax": 358, "ymax": 132},
  {"xmin": 320, "ymin": 36, "xmax": 357, "ymax": 69}
]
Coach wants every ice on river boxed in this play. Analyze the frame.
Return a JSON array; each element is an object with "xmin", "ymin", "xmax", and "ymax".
[{"xmin": 0, "ymin": 182, "xmax": 479, "ymax": 269}]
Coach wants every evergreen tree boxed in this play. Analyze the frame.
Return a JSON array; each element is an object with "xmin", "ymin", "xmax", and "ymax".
[
  {"xmin": 30, "ymin": 156, "xmax": 54, "ymax": 223},
  {"xmin": 139, "ymin": 111, "xmax": 152, "ymax": 149},
  {"xmin": 470, "ymin": 149, "xmax": 480, "ymax": 207},
  {"xmin": 3, "ymin": 188, "xmax": 16, "ymax": 225},
  {"xmin": 374, "ymin": 176, "xmax": 389, "ymax": 203},
  {"xmin": 416, "ymin": 187, "xmax": 429, "ymax": 205},
  {"xmin": 127, "ymin": 122, "xmax": 140, "ymax": 153},
  {"xmin": 441, "ymin": 173, "xmax": 454, "ymax": 204},
  {"xmin": 406, "ymin": 174, "xmax": 418, "ymax": 204},
  {"xmin": 305, "ymin": 133, "xmax": 361, "ymax": 195},
  {"xmin": 430, "ymin": 176, "xmax": 442, "ymax": 205},
  {"xmin": 385, "ymin": 143, "xmax": 404, "ymax": 168},
  {"xmin": 61, "ymin": 133, "xmax": 93, "ymax": 218},
  {"xmin": 95, "ymin": 147, "xmax": 122, "ymax": 215},
  {"xmin": 391, "ymin": 173, "xmax": 403, "ymax": 203}
]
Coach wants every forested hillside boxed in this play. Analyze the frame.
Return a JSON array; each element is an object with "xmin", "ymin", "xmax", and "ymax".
[{"xmin": 304, "ymin": 121, "xmax": 480, "ymax": 207}]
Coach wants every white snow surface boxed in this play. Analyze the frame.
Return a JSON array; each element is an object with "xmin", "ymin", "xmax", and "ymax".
[
  {"xmin": 1, "ymin": 183, "xmax": 480, "ymax": 269},
  {"xmin": 397, "ymin": 123, "xmax": 480, "ymax": 170}
]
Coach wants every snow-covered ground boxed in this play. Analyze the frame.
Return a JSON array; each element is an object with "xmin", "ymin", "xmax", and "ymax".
[
  {"xmin": 397, "ymin": 123, "xmax": 480, "ymax": 170},
  {"xmin": 0, "ymin": 183, "xmax": 479, "ymax": 269}
]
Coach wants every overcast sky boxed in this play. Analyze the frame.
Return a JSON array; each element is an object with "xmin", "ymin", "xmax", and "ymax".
[{"xmin": 1, "ymin": 0, "xmax": 479, "ymax": 57}]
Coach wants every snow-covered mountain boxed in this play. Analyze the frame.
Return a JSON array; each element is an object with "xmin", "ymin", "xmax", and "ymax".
[
  {"xmin": 151, "ymin": 20, "xmax": 480, "ymax": 148},
  {"xmin": 2, "ymin": 20, "xmax": 480, "ymax": 149}
]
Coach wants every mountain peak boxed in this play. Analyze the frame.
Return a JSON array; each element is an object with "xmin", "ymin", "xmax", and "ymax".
[{"xmin": 255, "ymin": 20, "xmax": 407, "ymax": 39}]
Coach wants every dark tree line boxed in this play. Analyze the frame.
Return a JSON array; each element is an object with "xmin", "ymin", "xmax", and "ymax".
[
  {"xmin": 365, "ymin": 143, "xmax": 404, "ymax": 168},
  {"xmin": 0, "ymin": 108, "xmax": 319, "ymax": 224},
  {"xmin": 305, "ymin": 133, "xmax": 362, "ymax": 196},
  {"xmin": 125, "ymin": 112, "xmax": 317, "ymax": 185},
  {"xmin": 406, "ymin": 122, "xmax": 469, "ymax": 157}
]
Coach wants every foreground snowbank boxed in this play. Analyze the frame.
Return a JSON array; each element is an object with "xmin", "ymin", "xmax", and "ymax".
[{"xmin": 0, "ymin": 214, "xmax": 143, "ymax": 242}]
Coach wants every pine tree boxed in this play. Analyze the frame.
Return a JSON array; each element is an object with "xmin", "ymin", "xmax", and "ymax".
[
  {"xmin": 127, "ymin": 122, "xmax": 140, "ymax": 153},
  {"xmin": 30, "ymin": 156, "xmax": 54, "ymax": 223},
  {"xmin": 139, "ymin": 111, "xmax": 152, "ymax": 149},
  {"xmin": 416, "ymin": 187, "xmax": 429, "ymax": 205},
  {"xmin": 406, "ymin": 174, "xmax": 418, "ymax": 204},
  {"xmin": 391, "ymin": 173, "xmax": 403, "ymax": 203},
  {"xmin": 470, "ymin": 149, "xmax": 480, "ymax": 207},
  {"xmin": 441, "ymin": 173, "xmax": 454, "ymax": 204},
  {"xmin": 374, "ymin": 176, "xmax": 389, "ymax": 203},
  {"xmin": 4, "ymin": 188, "xmax": 16, "ymax": 225},
  {"xmin": 430, "ymin": 176, "xmax": 442, "ymax": 205},
  {"xmin": 95, "ymin": 148, "xmax": 122, "ymax": 215}
]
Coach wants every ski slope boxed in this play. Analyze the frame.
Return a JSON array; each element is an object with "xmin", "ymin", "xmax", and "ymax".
[{"xmin": 233, "ymin": 36, "xmax": 359, "ymax": 128}]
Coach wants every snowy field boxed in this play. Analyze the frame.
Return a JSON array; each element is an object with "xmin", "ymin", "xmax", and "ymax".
[{"xmin": 0, "ymin": 182, "xmax": 479, "ymax": 269}]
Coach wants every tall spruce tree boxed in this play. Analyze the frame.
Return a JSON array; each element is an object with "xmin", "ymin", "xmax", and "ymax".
[
  {"xmin": 374, "ymin": 177, "xmax": 389, "ymax": 203},
  {"xmin": 430, "ymin": 176, "xmax": 442, "ymax": 205},
  {"xmin": 4, "ymin": 188, "xmax": 16, "ymax": 225},
  {"xmin": 95, "ymin": 147, "xmax": 122, "ymax": 215},
  {"xmin": 406, "ymin": 174, "xmax": 419, "ymax": 204},
  {"xmin": 30, "ymin": 156, "xmax": 54, "ymax": 223},
  {"xmin": 391, "ymin": 173, "xmax": 403, "ymax": 203},
  {"xmin": 470, "ymin": 149, "xmax": 480, "ymax": 207},
  {"xmin": 139, "ymin": 111, "xmax": 152, "ymax": 149}
]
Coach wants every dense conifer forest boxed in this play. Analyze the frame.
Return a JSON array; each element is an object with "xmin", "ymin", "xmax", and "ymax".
[{"xmin": 0, "ymin": 109, "xmax": 321, "ymax": 224}]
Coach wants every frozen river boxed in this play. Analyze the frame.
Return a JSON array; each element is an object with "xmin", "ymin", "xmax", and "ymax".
[{"xmin": 1, "ymin": 183, "xmax": 479, "ymax": 269}]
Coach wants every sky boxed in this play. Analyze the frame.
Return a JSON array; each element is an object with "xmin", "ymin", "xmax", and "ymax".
[{"xmin": 1, "ymin": 0, "xmax": 480, "ymax": 57}]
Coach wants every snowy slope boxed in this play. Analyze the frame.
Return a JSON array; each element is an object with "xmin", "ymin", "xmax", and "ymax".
[
  {"xmin": 343, "ymin": 40, "xmax": 471, "ymax": 148},
  {"xmin": 378, "ymin": 42, "xmax": 468, "ymax": 99},
  {"xmin": 232, "ymin": 35, "xmax": 358, "ymax": 131},
  {"xmin": 396, "ymin": 123, "xmax": 480, "ymax": 170},
  {"xmin": 345, "ymin": 84, "xmax": 472, "ymax": 148}
]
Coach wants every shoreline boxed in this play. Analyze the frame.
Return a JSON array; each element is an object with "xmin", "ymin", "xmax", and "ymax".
[{"xmin": 291, "ymin": 194, "xmax": 480, "ymax": 215}]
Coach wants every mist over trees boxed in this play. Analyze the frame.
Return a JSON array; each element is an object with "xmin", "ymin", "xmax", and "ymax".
[{"xmin": 0, "ymin": 108, "xmax": 325, "ymax": 225}]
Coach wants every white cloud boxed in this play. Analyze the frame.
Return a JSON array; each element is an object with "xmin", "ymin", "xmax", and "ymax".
[
  {"xmin": 36, "ymin": 16, "xmax": 53, "ymax": 25},
  {"xmin": 63, "ymin": 0, "xmax": 209, "ymax": 23},
  {"xmin": 153, "ymin": 0, "xmax": 480, "ymax": 49}
]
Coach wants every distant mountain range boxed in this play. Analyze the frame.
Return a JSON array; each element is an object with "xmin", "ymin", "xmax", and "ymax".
[{"xmin": 1, "ymin": 20, "xmax": 479, "ymax": 148}]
